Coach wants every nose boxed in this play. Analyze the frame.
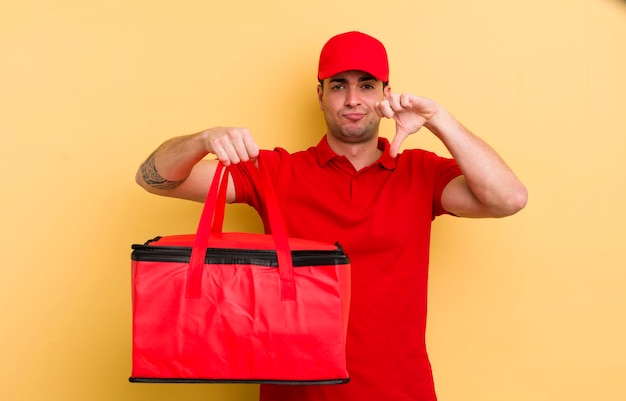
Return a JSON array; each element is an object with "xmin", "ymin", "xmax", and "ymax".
[{"xmin": 345, "ymin": 87, "xmax": 361, "ymax": 107}]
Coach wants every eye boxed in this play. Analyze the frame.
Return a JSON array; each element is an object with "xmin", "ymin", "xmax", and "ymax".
[
  {"xmin": 331, "ymin": 83, "xmax": 345, "ymax": 90},
  {"xmin": 362, "ymin": 84, "xmax": 375, "ymax": 90}
]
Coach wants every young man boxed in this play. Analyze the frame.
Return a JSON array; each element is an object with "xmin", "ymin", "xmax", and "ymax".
[{"xmin": 136, "ymin": 31, "xmax": 527, "ymax": 401}]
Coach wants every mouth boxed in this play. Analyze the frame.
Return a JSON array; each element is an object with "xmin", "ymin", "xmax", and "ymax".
[{"xmin": 342, "ymin": 112, "xmax": 366, "ymax": 121}]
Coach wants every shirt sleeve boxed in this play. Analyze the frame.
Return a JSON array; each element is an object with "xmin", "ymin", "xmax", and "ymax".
[
  {"xmin": 229, "ymin": 149, "xmax": 284, "ymax": 221},
  {"xmin": 230, "ymin": 159, "xmax": 259, "ymax": 208},
  {"xmin": 432, "ymin": 156, "xmax": 463, "ymax": 218}
]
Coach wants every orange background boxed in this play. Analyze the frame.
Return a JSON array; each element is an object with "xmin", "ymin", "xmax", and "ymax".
[{"xmin": 1, "ymin": 0, "xmax": 625, "ymax": 400}]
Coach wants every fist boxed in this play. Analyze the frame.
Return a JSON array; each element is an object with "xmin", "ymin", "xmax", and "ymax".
[{"xmin": 204, "ymin": 127, "xmax": 260, "ymax": 166}]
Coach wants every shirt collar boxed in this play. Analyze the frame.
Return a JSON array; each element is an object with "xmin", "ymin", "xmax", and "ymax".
[{"xmin": 316, "ymin": 135, "xmax": 397, "ymax": 170}]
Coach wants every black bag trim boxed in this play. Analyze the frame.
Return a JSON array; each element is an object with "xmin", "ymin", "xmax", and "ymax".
[{"xmin": 131, "ymin": 242, "xmax": 350, "ymax": 267}]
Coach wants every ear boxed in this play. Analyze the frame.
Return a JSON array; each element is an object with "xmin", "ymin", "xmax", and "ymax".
[
  {"xmin": 383, "ymin": 84, "xmax": 392, "ymax": 98},
  {"xmin": 317, "ymin": 84, "xmax": 324, "ymax": 110}
]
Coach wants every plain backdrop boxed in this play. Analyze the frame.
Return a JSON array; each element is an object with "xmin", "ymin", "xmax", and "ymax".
[{"xmin": 1, "ymin": 0, "xmax": 625, "ymax": 400}]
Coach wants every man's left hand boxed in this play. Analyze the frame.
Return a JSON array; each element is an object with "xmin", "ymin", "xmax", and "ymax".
[{"xmin": 375, "ymin": 93, "xmax": 441, "ymax": 157}]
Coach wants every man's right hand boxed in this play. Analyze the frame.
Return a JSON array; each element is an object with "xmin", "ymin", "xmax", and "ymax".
[{"xmin": 202, "ymin": 127, "xmax": 260, "ymax": 166}]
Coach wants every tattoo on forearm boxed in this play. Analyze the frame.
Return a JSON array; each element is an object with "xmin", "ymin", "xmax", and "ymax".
[{"xmin": 140, "ymin": 152, "xmax": 186, "ymax": 190}]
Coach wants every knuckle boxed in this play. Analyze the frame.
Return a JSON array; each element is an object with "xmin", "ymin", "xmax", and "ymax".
[
  {"xmin": 227, "ymin": 127, "xmax": 243, "ymax": 140},
  {"xmin": 212, "ymin": 136, "xmax": 225, "ymax": 148}
]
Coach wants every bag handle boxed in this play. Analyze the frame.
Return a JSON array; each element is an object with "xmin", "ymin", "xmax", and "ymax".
[{"xmin": 186, "ymin": 158, "xmax": 296, "ymax": 301}]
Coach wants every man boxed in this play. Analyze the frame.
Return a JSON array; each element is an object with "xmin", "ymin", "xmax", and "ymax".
[{"xmin": 136, "ymin": 31, "xmax": 527, "ymax": 401}]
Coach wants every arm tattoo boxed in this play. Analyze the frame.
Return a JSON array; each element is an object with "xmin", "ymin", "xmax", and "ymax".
[{"xmin": 140, "ymin": 151, "xmax": 186, "ymax": 190}]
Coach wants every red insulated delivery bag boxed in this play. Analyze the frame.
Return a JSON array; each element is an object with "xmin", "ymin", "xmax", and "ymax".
[{"xmin": 129, "ymin": 160, "xmax": 351, "ymax": 384}]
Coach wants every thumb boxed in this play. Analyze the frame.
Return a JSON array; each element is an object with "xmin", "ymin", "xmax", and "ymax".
[{"xmin": 389, "ymin": 130, "xmax": 409, "ymax": 158}]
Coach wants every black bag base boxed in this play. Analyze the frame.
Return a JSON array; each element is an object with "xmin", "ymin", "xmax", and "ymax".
[{"xmin": 129, "ymin": 377, "xmax": 350, "ymax": 385}]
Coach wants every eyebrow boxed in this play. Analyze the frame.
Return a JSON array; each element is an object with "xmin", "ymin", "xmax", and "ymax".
[{"xmin": 329, "ymin": 75, "xmax": 377, "ymax": 84}]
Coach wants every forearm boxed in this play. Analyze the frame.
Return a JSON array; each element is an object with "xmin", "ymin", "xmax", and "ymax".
[
  {"xmin": 427, "ymin": 109, "xmax": 528, "ymax": 216},
  {"xmin": 136, "ymin": 131, "xmax": 209, "ymax": 192},
  {"xmin": 135, "ymin": 127, "xmax": 259, "ymax": 202}
]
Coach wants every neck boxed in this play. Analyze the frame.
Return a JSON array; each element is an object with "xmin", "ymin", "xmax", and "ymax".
[{"xmin": 326, "ymin": 135, "xmax": 382, "ymax": 171}]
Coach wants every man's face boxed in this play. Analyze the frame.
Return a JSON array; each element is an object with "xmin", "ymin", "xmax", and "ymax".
[{"xmin": 317, "ymin": 70, "xmax": 390, "ymax": 145}]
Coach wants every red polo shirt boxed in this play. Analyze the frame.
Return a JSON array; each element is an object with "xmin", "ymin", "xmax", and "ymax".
[{"xmin": 231, "ymin": 136, "xmax": 462, "ymax": 401}]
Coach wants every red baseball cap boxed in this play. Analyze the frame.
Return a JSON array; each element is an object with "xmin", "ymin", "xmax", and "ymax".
[{"xmin": 318, "ymin": 31, "xmax": 389, "ymax": 82}]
